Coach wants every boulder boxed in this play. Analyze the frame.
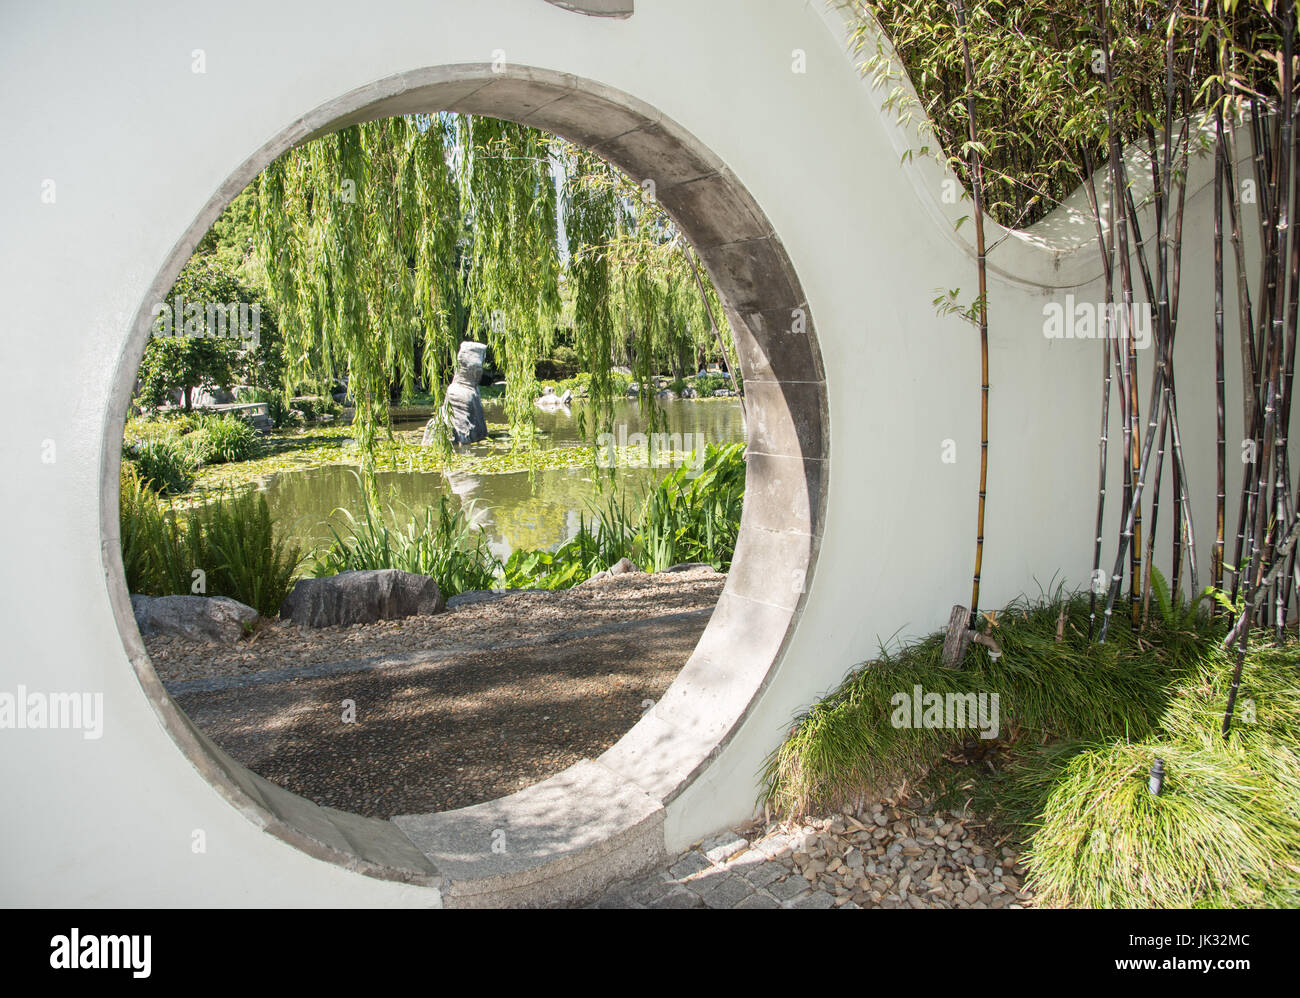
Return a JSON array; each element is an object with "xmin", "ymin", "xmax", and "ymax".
[
  {"xmin": 280, "ymin": 569, "xmax": 445, "ymax": 628},
  {"xmin": 131, "ymin": 594, "xmax": 258, "ymax": 644},
  {"xmin": 579, "ymin": 557, "xmax": 641, "ymax": 587}
]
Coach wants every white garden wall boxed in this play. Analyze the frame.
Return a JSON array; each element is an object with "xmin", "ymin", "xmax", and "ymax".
[{"xmin": 0, "ymin": 0, "xmax": 1253, "ymax": 905}]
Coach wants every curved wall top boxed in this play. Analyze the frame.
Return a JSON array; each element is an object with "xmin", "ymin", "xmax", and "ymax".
[{"xmin": 0, "ymin": 0, "xmax": 1234, "ymax": 905}]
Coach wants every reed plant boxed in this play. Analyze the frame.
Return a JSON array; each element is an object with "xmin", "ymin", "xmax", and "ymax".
[{"xmin": 310, "ymin": 486, "xmax": 501, "ymax": 597}]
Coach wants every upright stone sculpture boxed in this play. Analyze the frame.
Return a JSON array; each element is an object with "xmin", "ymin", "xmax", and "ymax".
[{"xmin": 423, "ymin": 340, "xmax": 488, "ymax": 446}]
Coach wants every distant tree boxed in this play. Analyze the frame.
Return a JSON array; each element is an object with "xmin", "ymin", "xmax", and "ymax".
[{"xmin": 135, "ymin": 257, "xmax": 279, "ymax": 410}]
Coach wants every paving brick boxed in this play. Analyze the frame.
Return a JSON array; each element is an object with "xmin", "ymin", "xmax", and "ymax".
[
  {"xmin": 667, "ymin": 850, "xmax": 712, "ymax": 880},
  {"xmin": 696, "ymin": 872, "xmax": 754, "ymax": 909},
  {"xmin": 734, "ymin": 891, "xmax": 781, "ymax": 909},
  {"xmin": 742, "ymin": 861, "xmax": 788, "ymax": 888},
  {"xmin": 649, "ymin": 888, "xmax": 705, "ymax": 908},
  {"xmin": 625, "ymin": 876, "xmax": 676, "ymax": 905},
  {"xmin": 789, "ymin": 889, "xmax": 836, "ymax": 909},
  {"xmin": 594, "ymin": 890, "xmax": 641, "ymax": 909},
  {"xmin": 767, "ymin": 873, "xmax": 813, "ymax": 901}
]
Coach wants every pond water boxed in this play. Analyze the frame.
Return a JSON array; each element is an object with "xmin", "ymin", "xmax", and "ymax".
[{"xmin": 261, "ymin": 398, "xmax": 746, "ymax": 561}]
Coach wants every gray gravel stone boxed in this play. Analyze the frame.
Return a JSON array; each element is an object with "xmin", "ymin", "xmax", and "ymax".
[{"xmin": 587, "ymin": 801, "xmax": 1037, "ymax": 910}]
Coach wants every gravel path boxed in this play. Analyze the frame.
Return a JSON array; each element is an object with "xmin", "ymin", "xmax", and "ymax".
[
  {"xmin": 146, "ymin": 568, "xmax": 724, "ymax": 684},
  {"xmin": 158, "ymin": 570, "xmax": 724, "ymax": 818},
  {"xmin": 591, "ymin": 798, "xmax": 1036, "ymax": 909}
]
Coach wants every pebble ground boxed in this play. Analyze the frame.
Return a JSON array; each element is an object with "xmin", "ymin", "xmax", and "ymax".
[{"xmin": 590, "ymin": 800, "xmax": 1034, "ymax": 909}]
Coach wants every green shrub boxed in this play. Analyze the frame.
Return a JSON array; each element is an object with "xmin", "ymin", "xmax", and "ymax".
[
  {"xmin": 119, "ymin": 465, "xmax": 197, "ymax": 594},
  {"xmin": 639, "ymin": 442, "xmax": 745, "ymax": 572},
  {"xmin": 762, "ymin": 589, "xmax": 1300, "ymax": 909},
  {"xmin": 241, "ymin": 387, "xmax": 298, "ymax": 429},
  {"xmin": 186, "ymin": 413, "xmax": 264, "ymax": 464},
  {"xmin": 127, "ymin": 439, "xmax": 195, "ymax": 495},
  {"xmin": 1024, "ymin": 735, "xmax": 1300, "ymax": 908},
  {"xmin": 119, "ymin": 468, "xmax": 301, "ymax": 616},
  {"xmin": 693, "ymin": 373, "xmax": 728, "ymax": 396},
  {"xmin": 310, "ymin": 486, "xmax": 500, "ymax": 597},
  {"xmin": 504, "ymin": 442, "xmax": 746, "ymax": 588},
  {"xmin": 502, "ymin": 494, "xmax": 638, "ymax": 590},
  {"xmin": 191, "ymin": 489, "xmax": 302, "ymax": 615}
]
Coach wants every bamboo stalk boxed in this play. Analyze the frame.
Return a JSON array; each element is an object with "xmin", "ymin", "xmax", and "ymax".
[
  {"xmin": 1083, "ymin": 143, "xmax": 1115, "ymax": 639},
  {"xmin": 952, "ymin": 0, "xmax": 990, "ymax": 630},
  {"xmin": 1214, "ymin": 100, "xmax": 1228, "ymax": 604}
]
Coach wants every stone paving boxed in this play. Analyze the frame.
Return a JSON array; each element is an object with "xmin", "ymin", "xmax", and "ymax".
[{"xmin": 589, "ymin": 800, "xmax": 1036, "ymax": 909}]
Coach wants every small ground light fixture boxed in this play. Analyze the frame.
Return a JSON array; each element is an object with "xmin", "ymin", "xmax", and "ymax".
[{"xmin": 1148, "ymin": 757, "xmax": 1165, "ymax": 796}]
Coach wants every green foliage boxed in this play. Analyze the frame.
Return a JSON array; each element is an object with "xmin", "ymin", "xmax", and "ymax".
[
  {"xmin": 120, "ymin": 465, "xmax": 196, "ymax": 594},
  {"xmin": 256, "ymin": 113, "xmax": 734, "ymax": 477},
  {"xmin": 240, "ymin": 387, "xmax": 299, "ymax": 429},
  {"xmin": 125, "ymin": 438, "xmax": 195, "ymax": 495},
  {"xmin": 195, "ymin": 187, "xmax": 263, "ymax": 281},
  {"xmin": 189, "ymin": 490, "xmax": 303, "ymax": 616},
  {"xmin": 292, "ymin": 396, "xmax": 332, "ymax": 421},
  {"xmin": 763, "ymin": 588, "xmax": 1300, "ymax": 908},
  {"xmin": 185, "ymin": 413, "xmax": 264, "ymax": 465},
  {"xmin": 135, "ymin": 257, "xmax": 277, "ymax": 410},
  {"xmin": 692, "ymin": 373, "xmax": 730, "ymax": 396},
  {"xmin": 120, "ymin": 468, "xmax": 301, "ymax": 615},
  {"xmin": 259, "ymin": 115, "xmax": 468, "ymax": 472},
  {"xmin": 639, "ymin": 443, "xmax": 745, "ymax": 572},
  {"xmin": 310, "ymin": 485, "xmax": 501, "ymax": 597},
  {"xmin": 849, "ymin": 0, "xmax": 1221, "ymax": 229},
  {"xmin": 1024, "ymin": 731, "xmax": 1300, "ymax": 908},
  {"xmin": 503, "ymin": 442, "xmax": 746, "ymax": 587},
  {"xmin": 763, "ymin": 592, "xmax": 1193, "ymax": 815},
  {"xmin": 136, "ymin": 336, "xmax": 238, "ymax": 412},
  {"xmin": 502, "ymin": 494, "xmax": 638, "ymax": 590},
  {"xmin": 1146, "ymin": 566, "xmax": 1211, "ymax": 647}
]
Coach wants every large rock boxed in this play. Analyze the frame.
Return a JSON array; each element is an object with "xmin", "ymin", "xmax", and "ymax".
[
  {"xmin": 579, "ymin": 557, "xmax": 641, "ymax": 587},
  {"xmin": 280, "ymin": 569, "xmax": 446, "ymax": 628},
  {"xmin": 131, "ymin": 594, "xmax": 258, "ymax": 644},
  {"xmin": 423, "ymin": 340, "xmax": 488, "ymax": 446}
]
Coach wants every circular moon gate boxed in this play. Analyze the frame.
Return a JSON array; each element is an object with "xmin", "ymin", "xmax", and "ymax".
[{"xmin": 104, "ymin": 66, "xmax": 827, "ymax": 906}]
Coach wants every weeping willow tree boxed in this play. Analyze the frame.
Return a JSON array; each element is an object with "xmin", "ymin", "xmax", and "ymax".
[
  {"xmin": 257, "ymin": 115, "xmax": 462, "ymax": 466},
  {"xmin": 254, "ymin": 112, "xmax": 733, "ymax": 479},
  {"xmin": 561, "ymin": 143, "xmax": 735, "ymax": 438}
]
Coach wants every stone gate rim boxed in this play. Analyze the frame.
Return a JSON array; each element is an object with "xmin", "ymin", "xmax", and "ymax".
[{"xmin": 101, "ymin": 63, "xmax": 828, "ymax": 903}]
